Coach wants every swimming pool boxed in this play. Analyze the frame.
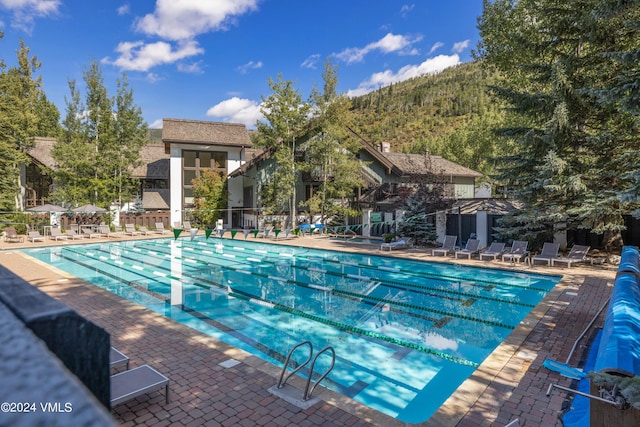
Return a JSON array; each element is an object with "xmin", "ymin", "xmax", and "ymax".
[{"xmin": 22, "ymin": 238, "xmax": 560, "ymax": 423}]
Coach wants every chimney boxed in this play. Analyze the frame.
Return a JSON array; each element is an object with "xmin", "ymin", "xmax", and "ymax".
[{"xmin": 378, "ymin": 141, "xmax": 390, "ymax": 153}]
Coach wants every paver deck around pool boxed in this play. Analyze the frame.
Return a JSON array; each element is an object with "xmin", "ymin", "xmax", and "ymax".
[{"xmin": 0, "ymin": 233, "xmax": 615, "ymax": 426}]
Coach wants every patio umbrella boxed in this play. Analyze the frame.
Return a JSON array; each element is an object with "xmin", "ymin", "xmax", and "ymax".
[
  {"xmin": 72, "ymin": 204, "xmax": 107, "ymax": 214},
  {"xmin": 26, "ymin": 203, "xmax": 66, "ymax": 212}
]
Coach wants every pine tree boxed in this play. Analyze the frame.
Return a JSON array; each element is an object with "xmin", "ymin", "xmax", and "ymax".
[{"xmin": 476, "ymin": 0, "xmax": 640, "ymax": 250}]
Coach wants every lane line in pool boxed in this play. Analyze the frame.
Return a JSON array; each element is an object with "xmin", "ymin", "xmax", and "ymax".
[
  {"xmin": 62, "ymin": 244, "xmax": 481, "ymax": 366},
  {"xmin": 166, "ymin": 240, "xmax": 536, "ymax": 308},
  {"xmin": 117, "ymin": 242, "xmax": 520, "ymax": 329}
]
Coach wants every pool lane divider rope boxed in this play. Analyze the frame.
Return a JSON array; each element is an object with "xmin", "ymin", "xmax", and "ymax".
[
  {"xmin": 60, "ymin": 245, "xmax": 480, "ymax": 367},
  {"xmin": 111, "ymin": 241, "xmax": 521, "ymax": 330},
  {"xmin": 193, "ymin": 239, "xmax": 552, "ymax": 293},
  {"xmin": 145, "ymin": 239, "xmax": 534, "ymax": 309}
]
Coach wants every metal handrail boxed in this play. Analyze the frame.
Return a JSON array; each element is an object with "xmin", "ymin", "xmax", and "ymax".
[
  {"xmin": 303, "ymin": 346, "xmax": 336, "ymax": 401},
  {"xmin": 276, "ymin": 341, "xmax": 313, "ymax": 389}
]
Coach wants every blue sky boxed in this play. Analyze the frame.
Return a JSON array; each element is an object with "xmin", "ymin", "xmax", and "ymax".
[{"xmin": 0, "ymin": 1, "xmax": 483, "ymax": 129}]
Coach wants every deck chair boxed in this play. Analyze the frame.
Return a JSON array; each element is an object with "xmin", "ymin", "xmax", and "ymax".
[
  {"xmin": 138, "ymin": 226, "xmax": 152, "ymax": 235},
  {"xmin": 50, "ymin": 228, "xmax": 68, "ymax": 241},
  {"xmin": 551, "ymin": 245, "xmax": 591, "ymax": 268},
  {"xmin": 380, "ymin": 237, "xmax": 413, "ymax": 251},
  {"xmin": 82, "ymin": 228, "xmax": 102, "ymax": 239},
  {"xmin": 65, "ymin": 229, "xmax": 84, "ymax": 240},
  {"xmin": 479, "ymin": 242, "xmax": 506, "ymax": 261},
  {"xmin": 155, "ymin": 222, "xmax": 169, "ymax": 235},
  {"xmin": 183, "ymin": 221, "xmax": 192, "ymax": 231},
  {"xmin": 111, "ymin": 364, "xmax": 169, "ymax": 406},
  {"xmin": 27, "ymin": 231, "xmax": 45, "ymax": 243},
  {"xmin": 532, "ymin": 242, "xmax": 561, "ymax": 266},
  {"xmin": 454, "ymin": 239, "xmax": 481, "ymax": 259},
  {"xmin": 432, "ymin": 235, "xmax": 457, "ymax": 256},
  {"xmin": 501, "ymin": 241, "xmax": 529, "ymax": 263},
  {"xmin": 99, "ymin": 225, "xmax": 121, "ymax": 238},
  {"xmin": 4, "ymin": 227, "xmax": 24, "ymax": 243},
  {"xmin": 124, "ymin": 224, "xmax": 141, "ymax": 236},
  {"xmin": 110, "ymin": 347, "xmax": 130, "ymax": 371}
]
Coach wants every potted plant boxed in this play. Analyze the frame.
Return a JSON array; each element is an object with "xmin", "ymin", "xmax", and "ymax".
[{"xmin": 383, "ymin": 233, "xmax": 394, "ymax": 243}]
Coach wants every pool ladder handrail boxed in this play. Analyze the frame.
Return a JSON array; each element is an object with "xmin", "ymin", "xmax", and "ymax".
[
  {"xmin": 276, "ymin": 341, "xmax": 336, "ymax": 401},
  {"xmin": 303, "ymin": 346, "xmax": 336, "ymax": 401},
  {"xmin": 277, "ymin": 340, "xmax": 313, "ymax": 389}
]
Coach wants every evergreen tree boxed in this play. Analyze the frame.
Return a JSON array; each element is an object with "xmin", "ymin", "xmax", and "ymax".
[
  {"xmin": 254, "ymin": 74, "xmax": 310, "ymax": 228},
  {"xmin": 397, "ymin": 155, "xmax": 455, "ymax": 246},
  {"xmin": 476, "ymin": 0, "xmax": 640, "ymax": 250}
]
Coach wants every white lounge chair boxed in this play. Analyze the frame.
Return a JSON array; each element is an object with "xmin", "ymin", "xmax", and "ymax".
[
  {"xmin": 380, "ymin": 237, "xmax": 413, "ymax": 251},
  {"xmin": 82, "ymin": 228, "xmax": 103, "ymax": 239},
  {"xmin": 124, "ymin": 224, "xmax": 141, "ymax": 236},
  {"xmin": 454, "ymin": 239, "xmax": 481, "ymax": 259},
  {"xmin": 501, "ymin": 241, "xmax": 529, "ymax": 263},
  {"xmin": 27, "ymin": 231, "xmax": 45, "ymax": 243},
  {"xmin": 479, "ymin": 242, "xmax": 506, "ymax": 261},
  {"xmin": 50, "ymin": 228, "xmax": 68, "ymax": 241},
  {"xmin": 99, "ymin": 225, "xmax": 121, "ymax": 238},
  {"xmin": 432, "ymin": 235, "xmax": 457, "ymax": 256},
  {"xmin": 532, "ymin": 242, "xmax": 561, "ymax": 266},
  {"xmin": 65, "ymin": 229, "xmax": 84, "ymax": 240},
  {"xmin": 155, "ymin": 223, "xmax": 169, "ymax": 235},
  {"xmin": 551, "ymin": 245, "xmax": 590, "ymax": 268}
]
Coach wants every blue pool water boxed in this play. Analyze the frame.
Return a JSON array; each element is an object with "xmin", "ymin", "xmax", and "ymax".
[{"xmin": 22, "ymin": 238, "xmax": 560, "ymax": 423}]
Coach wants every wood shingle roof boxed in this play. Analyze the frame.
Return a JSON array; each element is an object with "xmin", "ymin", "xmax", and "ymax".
[{"xmin": 162, "ymin": 118, "xmax": 251, "ymax": 147}]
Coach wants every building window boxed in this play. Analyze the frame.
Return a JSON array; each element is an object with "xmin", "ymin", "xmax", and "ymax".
[{"xmin": 182, "ymin": 150, "xmax": 227, "ymax": 207}]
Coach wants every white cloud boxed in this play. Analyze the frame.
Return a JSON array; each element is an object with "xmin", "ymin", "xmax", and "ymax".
[
  {"xmin": 135, "ymin": 0, "xmax": 260, "ymax": 41},
  {"xmin": 300, "ymin": 54, "xmax": 320, "ymax": 70},
  {"xmin": 177, "ymin": 61, "xmax": 204, "ymax": 74},
  {"xmin": 399, "ymin": 4, "xmax": 414, "ymax": 18},
  {"xmin": 0, "ymin": 0, "xmax": 60, "ymax": 32},
  {"xmin": 117, "ymin": 4, "xmax": 130, "ymax": 15},
  {"xmin": 237, "ymin": 60, "xmax": 263, "ymax": 74},
  {"xmin": 429, "ymin": 42, "xmax": 444, "ymax": 55},
  {"xmin": 335, "ymin": 33, "xmax": 422, "ymax": 64},
  {"xmin": 149, "ymin": 119, "xmax": 163, "ymax": 129},
  {"xmin": 105, "ymin": 40, "xmax": 204, "ymax": 72},
  {"xmin": 452, "ymin": 39, "xmax": 470, "ymax": 54},
  {"xmin": 347, "ymin": 54, "xmax": 460, "ymax": 97},
  {"xmin": 206, "ymin": 97, "xmax": 263, "ymax": 128}
]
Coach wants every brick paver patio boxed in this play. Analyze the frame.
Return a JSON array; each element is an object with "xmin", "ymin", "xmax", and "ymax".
[{"xmin": 0, "ymin": 234, "xmax": 615, "ymax": 426}]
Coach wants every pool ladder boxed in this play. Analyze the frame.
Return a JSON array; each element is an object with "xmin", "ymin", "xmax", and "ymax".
[{"xmin": 276, "ymin": 341, "xmax": 336, "ymax": 400}]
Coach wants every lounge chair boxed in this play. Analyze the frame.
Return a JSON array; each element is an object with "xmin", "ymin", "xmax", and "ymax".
[
  {"xmin": 432, "ymin": 235, "xmax": 457, "ymax": 256},
  {"xmin": 99, "ymin": 225, "xmax": 121, "ymax": 238},
  {"xmin": 111, "ymin": 364, "xmax": 169, "ymax": 406},
  {"xmin": 82, "ymin": 228, "xmax": 103, "ymax": 239},
  {"xmin": 454, "ymin": 239, "xmax": 481, "ymax": 259},
  {"xmin": 50, "ymin": 228, "xmax": 68, "ymax": 241},
  {"xmin": 551, "ymin": 244, "xmax": 591, "ymax": 268},
  {"xmin": 139, "ymin": 226, "xmax": 152, "ymax": 235},
  {"xmin": 124, "ymin": 224, "xmax": 141, "ymax": 236},
  {"xmin": 65, "ymin": 229, "xmax": 84, "ymax": 240},
  {"xmin": 110, "ymin": 347, "xmax": 130, "ymax": 371},
  {"xmin": 27, "ymin": 230, "xmax": 45, "ymax": 243},
  {"xmin": 501, "ymin": 241, "xmax": 529, "ymax": 263},
  {"xmin": 479, "ymin": 242, "xmax": 506, "ymax": 261},
  {"xmin": 155, "ymin": 223, "xmax": 169, "ymax": 235},
  {"xmin": 380, "ymin": 237, "xmax": 413, "ymax": 251},
  {"xmin": 183, "ymin": 221, "xmax": 193, "ymax": 231},
  {"xmin": 4, "ymin": 227, "xmax": 24, "ymax": 243},
  {"xmin": 531, "ymin": 242, "xmax": 561, "ymax": 266}
]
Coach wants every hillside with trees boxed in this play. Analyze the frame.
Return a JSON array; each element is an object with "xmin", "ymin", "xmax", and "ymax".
[{"xmin": 349, "ymin": 61, "xmax": 511, "ymax": 177}]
